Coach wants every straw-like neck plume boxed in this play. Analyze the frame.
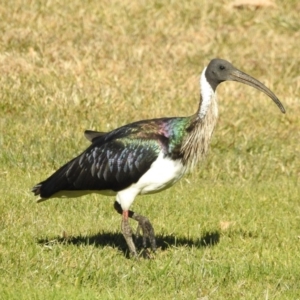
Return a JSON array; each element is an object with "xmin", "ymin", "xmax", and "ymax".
[{"xmin": 180, "ymin": 67, "xmax": 218, "ymax": 169}]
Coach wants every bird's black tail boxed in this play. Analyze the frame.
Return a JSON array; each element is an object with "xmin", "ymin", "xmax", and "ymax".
[{"xmin": 32, "ymin": 159, "xmax": 77, "ymax": 201}]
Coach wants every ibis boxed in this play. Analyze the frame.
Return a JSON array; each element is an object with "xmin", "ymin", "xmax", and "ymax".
[{"xmin": 32, "ymin": 59, "xmax": 285, "ymax": 257}]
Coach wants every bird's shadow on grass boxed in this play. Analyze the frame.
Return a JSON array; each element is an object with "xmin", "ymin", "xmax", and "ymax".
[{"xmin": 37, "ymin": 231, "xmax": 220, "ymax": 257}]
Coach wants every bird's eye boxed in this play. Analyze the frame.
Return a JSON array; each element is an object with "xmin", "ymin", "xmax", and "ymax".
[{"xmin": 219, "ymin": 65, "xmax": 225, "ymax": 70}]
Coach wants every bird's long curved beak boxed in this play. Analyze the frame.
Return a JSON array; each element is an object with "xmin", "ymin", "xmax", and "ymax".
[{"xmin": 229, "ymin": 69, "xmax": 286, "ymax": 114}]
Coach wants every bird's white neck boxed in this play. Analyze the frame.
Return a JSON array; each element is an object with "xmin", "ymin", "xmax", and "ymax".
[
  {"xmin": 180, "ymin": 66, "xmax": 219, "ymax": 170},
  {"xmin": 198, "ymin": 67, "xmax": 215, "ymax": 120}
]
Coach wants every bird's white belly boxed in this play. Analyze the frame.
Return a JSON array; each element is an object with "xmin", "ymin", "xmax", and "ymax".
[
  {"xmin": 136, "ymin": 153, "xmax": 186, "ymax": 195},
  {"xmin": 116, "ymin": 153, "xmax": 186, "ymax": 210},
  {"xmin": 116, "ymin": 152, "xmax": 186, "ymax": 210}
]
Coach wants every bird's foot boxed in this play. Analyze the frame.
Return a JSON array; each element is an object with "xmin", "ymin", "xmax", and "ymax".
[
  {"xmin": 121, "ymin": 214, "xmax": 156, "ymax": 259},
  {"xmin": 121, "ymin": 218, "xmax": 155, "ymax": 259},
  {"xmin": 132, "ymin": 213, "xmax": 157, "ymax": 253},
  {"xmin": 115, "ymin": 201, "xmax": 156, "ymax": 258}
]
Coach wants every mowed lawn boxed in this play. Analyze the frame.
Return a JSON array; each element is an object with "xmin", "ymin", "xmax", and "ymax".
[{"xmin": 0, "ymin": 0, "xmax": 300, "ymax": 299}]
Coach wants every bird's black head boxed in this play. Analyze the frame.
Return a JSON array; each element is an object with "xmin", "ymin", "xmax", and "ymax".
[
  {"xmin": 204, "ymin": 58, "xmax": 285, "ymax": 113},
  {"xmin": 205, "ymin": 59, "xmax": 235, "ymax": 91}
]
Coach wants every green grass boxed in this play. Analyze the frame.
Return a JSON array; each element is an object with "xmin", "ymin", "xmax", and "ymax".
[{"xmin": 1, "ymin": 0, "xmax": 300, "ymax": 299}]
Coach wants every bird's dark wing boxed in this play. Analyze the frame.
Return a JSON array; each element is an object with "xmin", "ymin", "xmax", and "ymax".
[
  {"xmin": 84, "ymin": 130, "xmax": 107, "ymax": 143},
  {"xmin": 32, "ymin": 137, "xmax": 161, "ymax": 199},
  {"xmin": 32, "ymin": 116, "xmax": 188, "ymax": 199}
]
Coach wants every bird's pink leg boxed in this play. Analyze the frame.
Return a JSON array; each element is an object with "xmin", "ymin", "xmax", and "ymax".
[
  {"xmin": 121, "ymin": 210, "xmax": 138, "ymax": 257},
  {"xmin": 114, "ymin": 201, "xmax": 156, "ymax": 257}
]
